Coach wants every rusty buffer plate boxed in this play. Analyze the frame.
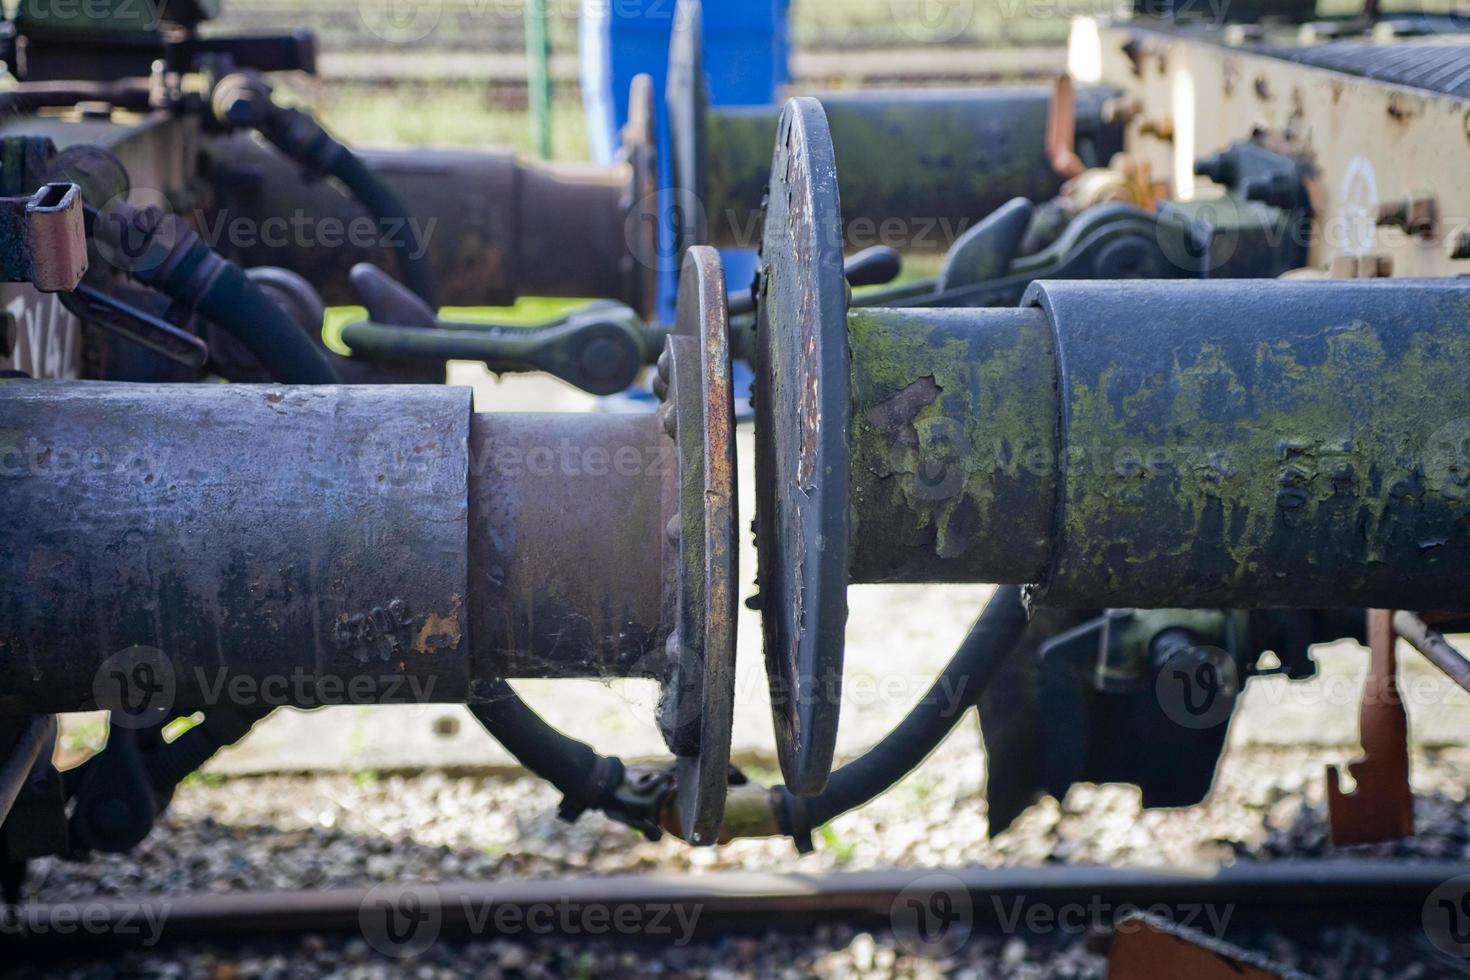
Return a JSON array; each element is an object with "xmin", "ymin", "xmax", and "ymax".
[
  {"xmin": 666, "ymin": 0, "xmax": 708, "ymax": 258},
  {"xmin": 754, "ymin": 98, "xmax": 851, "ymax": 796},
  {"xmin": 664, "ymin": 246, "xmax": 739, "ymax": 844}
]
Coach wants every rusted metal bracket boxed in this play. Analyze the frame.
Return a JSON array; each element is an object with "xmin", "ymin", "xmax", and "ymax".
[
  {"xmin": 1047, "ymin": 74, "xmax": 1087, "ymax": 180},
  {"xmin": 0, "ymin": 182, "xmax": 87, "ymax": 292},
  {"xmin": 1107, "ymin": 913, "xmax": 1311, "ymax": 979},
  {"xmin": 1326, "ymin": 609, "xmax": 1414, "ymax": 846}
]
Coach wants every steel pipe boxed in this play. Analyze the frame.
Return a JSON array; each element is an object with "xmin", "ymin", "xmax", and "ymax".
[
  {"xmin": 667, "ymin": 0, "xmax": 1123, "ymax": 254},
  {"xmin": 0, "ymin": 382, "xmax": 673, "ymax": 713},
  {"xmin": 1394, "ymin": 611, "xmax": 1470, "ymax": 694},
  {"xmin": 845, "ymin": 280, "xmax": 1470, "ymax": 609}
]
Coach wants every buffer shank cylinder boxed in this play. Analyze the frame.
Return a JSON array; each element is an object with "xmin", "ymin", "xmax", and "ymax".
[
  {"xmin": 206, "ymin": 137, "xmax": 647, "ymax": 311},
  {"xmin": 849, "ymin": 280, "xmax": 1470, "ymax": 609},
  {"xmin": 0, "ymin": 382, "xmax": 671, "ymax": 715},
  {"xmin": 703, "ymin": 87, "xmax": 1116, "ymax": 250}
]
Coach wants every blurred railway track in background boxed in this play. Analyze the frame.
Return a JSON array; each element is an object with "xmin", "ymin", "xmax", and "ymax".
[{"xmin": 210, "ymin": 0, "xmax": 1069, "ymax": 99}]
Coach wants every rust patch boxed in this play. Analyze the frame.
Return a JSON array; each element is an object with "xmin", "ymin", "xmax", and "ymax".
[
  {"xmin": 864, "ymin": 376, "xmax": 940, "ymax": 448},
  {"xmin": 414, "ymin": 593, "xmax": 464, "ymax": 655}
]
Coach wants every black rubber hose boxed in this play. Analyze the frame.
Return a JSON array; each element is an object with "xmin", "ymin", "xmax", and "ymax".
[
  {"xmin": 469, "ymin": 680, "xmax": 623, "ymax": 822},
  {"xmin": 194, "ymin": 260, "xmax": 340, "ymax": 385},
  {"xmin": 98, "ymin": 205, "xmax": 340, "ymax": 385},
  {"xmin": 322, "ymin": 148, "xmax": 439, "ymax": 309},
  {"xmin": 213, "ymin": 74, "xmax": 439, "ymax": 309},
  {"xmin": 775, "ymin": 585, "xmax": 1030, "ymax": 847}
]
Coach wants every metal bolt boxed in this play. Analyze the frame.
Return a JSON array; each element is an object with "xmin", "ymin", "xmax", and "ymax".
[
  {"xmin": 1377, "ymin": 194, "xmax": 1439, "ymax": 239},
  {"xmin": 659, "ymin": 401, "xmax": 677, "ymax": 438}
]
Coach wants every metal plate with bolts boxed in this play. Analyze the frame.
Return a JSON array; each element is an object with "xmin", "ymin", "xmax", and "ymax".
[
  {"xmin": 753, "ymin": 97, "xmax": 851, "ymax": 796},
  {"xmin": 666, "ymin": 0, "xmax": 708, "ymax": 260},
  {"xmin": 660, "ymin": 245, "xmax": 738, "ymax": 844}
]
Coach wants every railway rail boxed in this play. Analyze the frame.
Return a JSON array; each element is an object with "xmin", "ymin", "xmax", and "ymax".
[{"xmin": 8, "ymin": 860, "xmax": 1462, "ymax": 953}]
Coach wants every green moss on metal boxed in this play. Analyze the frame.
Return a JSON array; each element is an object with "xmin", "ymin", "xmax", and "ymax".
[
  {"xmin": 847, "ymin": 307, "xmax": 1057, "ymax": 582},
  {"xmin": 1058, "ymin": 309, "xmax": 1470, "ymax": 593}
]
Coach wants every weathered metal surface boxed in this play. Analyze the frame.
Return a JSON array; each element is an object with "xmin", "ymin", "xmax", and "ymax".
[
  {"xmin": 662, "ymin": 246, "xmax": 737, "ymax": 846},
  {"xmin": 1107, "ymin": 913, "xmax": 1308, "ymax": 980},
  {"xmin": 201, "ymin": 128, "xmax": 658, "ymax": 316},
  {"xmin": 1326, "ymin": 609, "xmax": 1414, "ymax": 846},
  {"xmin": 779, "ymin": 99, "xmax": 1470, "ymax": 610},
  {"xmin": 1029, "ymin": 279, "xmax": 1470, "ymax": 609},
  {"xmin": 1076, "ymin": 22, "xmax": 1470, "ymax": 277},
  {"xmin": 847, "ymin": 306, "xmax": 1059, "ymax": 585},
  {"xmin": 0, "ymin": 381, "xmax": 473, "ymax": 713},
  {"xmin": 0, "ymin": 182, "xmax": 87, "ymax": 291},
  {"xmin": 753, "ymin": 98, "xmax": 850, "ymax": 796},
  {"xmin": 0, "ymin": 381, "xmax": 711, "ymax": 704},
  {"xmin": 850, "ymin": 280, "xmax": 1470, "ymax": 607},
  {"xmin": 467, "ymin": 412, "xmax": 671, "ymax": 681}
]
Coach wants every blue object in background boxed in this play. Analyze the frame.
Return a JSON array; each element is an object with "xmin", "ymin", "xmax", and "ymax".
[
  {"xmin": 580, "ymin": 0, "xmax": 791, "ymax": 165},
  {"xmin": 581, "ymin": 0, "xmax": 787, "ymax": 412},
  {"xmin": 582, "ymin": 0, "xmax": 787, "ymax": 320}
]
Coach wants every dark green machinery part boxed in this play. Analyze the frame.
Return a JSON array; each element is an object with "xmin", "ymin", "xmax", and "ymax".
[
  {"xmin": 700, "ymin": 88, "xmax": 1116, "ymax": 251},
  {"xmin": 846, "ymin": 280, "xmax": 1470, "ymax": 610},
  {"xmin": 668, "ymin": 0, "xmax": 1123, "ymax": 255}
]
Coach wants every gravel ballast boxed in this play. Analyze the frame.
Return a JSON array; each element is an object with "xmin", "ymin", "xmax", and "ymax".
[{"xmin": 13, "ymin": 736, "xmax": 1470, "ymax": 978}]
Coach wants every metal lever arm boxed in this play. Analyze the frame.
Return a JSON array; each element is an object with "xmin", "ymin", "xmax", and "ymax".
[{"xmin": 342, "ymin": 302, "xmax": 652, "ymax": 397}]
